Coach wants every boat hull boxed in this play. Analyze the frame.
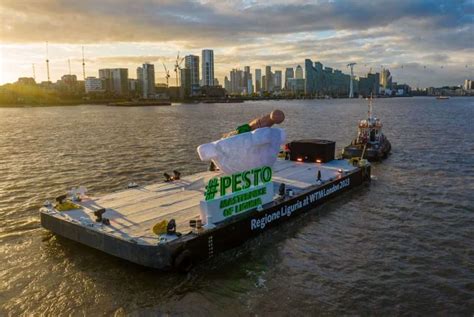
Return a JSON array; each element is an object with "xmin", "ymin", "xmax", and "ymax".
[
  {"xmin": 180, "ymin": 165, "xmax": 370, "ymax": 267},
  {"xmin": 342, "ymin": 140, "xmax": 391, "ymax": 162}
]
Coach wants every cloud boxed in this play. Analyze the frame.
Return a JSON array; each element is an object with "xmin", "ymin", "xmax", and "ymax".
[
  {"xmin": 94, "ymin": 55, "xmax": 173, "ymax": 64},
  {"xmin": 0, "ymin": 0, "xmax": 471, "ymax": 44},
  {"xmin": 0, "ymin": 0, "xmax": 472, "ymax": 87}
]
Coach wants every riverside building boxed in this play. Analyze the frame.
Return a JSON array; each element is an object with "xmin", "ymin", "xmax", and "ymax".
[
  {"xmin": 285, "ymin": 67, "xmax": 294, "ymax": 89},
  {"xmin": 229, "ymin": 69, "xmax": 244, "ymax": 95},
  {"xmin": 140, "ymin": 63, "xmax": 155, "ymax": 99},
  {"xmin": 274, "ymin": 70, "xmax": 282, "ymax": 91},
  {"xmin": 265, "ymin": 66, "xmax": 274, "ymax": 92},
  {"xmin": 244, "ymin": 66, "xmax": 253, "ymax": 95},
  {"xmin": 359, "ymin": 72, "xmax": 380, "ymax": 97},
  {"xmin": 185, "ymin": 55, "xmax": 200, "ymax": 95},
  {"xmin": 255, "ymin": 69, "xmax": 262, "ymax": 93},
  {"xmin": 295, "ymin": 65, "xmax": 304, "ymax": 79},
  {"xmin": 99, "ymin": 68, "xmax": 129, "ymax": 96},
  {"xmin": 180, "ymin": 68, "xmax": 192, "ymax": 98},
  {"xmin": 304, "ymin": 59, "xmax": 350, "ymax": 97},
  {"xmin": 201, "ymin": 49, "xmax": 215, "ymax": 86},
  {"xmin": 85, "ymin": 77, "xmax": 104, "ymax": 93}
]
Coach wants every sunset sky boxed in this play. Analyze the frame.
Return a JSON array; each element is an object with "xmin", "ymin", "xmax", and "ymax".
[{"xmin": 0, "ymin": 0, "xmax": 472, "ymax": 88}]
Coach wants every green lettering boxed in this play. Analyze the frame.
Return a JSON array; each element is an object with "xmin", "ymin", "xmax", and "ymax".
[
  {"xmin": 232, "ymin": 173, "xmax": 242, "ymax": 193},
  {"xmin": 220, "ymin": 176, "xmax": 232, "ymax": 196},
  {"xmin": 242, "ymin": 171, "xmax": 251, "ymax": 189},
  {"xmin": 262, "ymin": 166, "xmax": 272, "ymax": 183},
  {"xmin": 223, "ymin": 208, "xmax": 233, "ymax": 217},
  {"xmin": 253, "ymin": 168, "xmax": 261, "ymax": 186}
]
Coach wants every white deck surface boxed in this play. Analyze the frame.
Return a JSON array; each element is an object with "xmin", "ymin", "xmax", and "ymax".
[{"xmin": 51, "ymin": 159, "xmax": 356, "ymax": 245}]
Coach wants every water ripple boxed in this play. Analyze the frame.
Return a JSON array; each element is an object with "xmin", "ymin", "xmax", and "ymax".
[{"xmin": 0, "ymin": 97, "xmax": 473, "ymax": 315}]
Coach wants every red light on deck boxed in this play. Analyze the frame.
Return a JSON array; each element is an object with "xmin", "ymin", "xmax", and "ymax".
[
  {"xmin": 316, "ymin": 159, "xmax": 322, "ymax": 163},
  {"xmin": 296, "ymin": 157, "xmax": 303, "ymax": 162}
]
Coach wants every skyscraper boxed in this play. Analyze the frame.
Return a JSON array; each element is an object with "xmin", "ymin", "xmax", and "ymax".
[
  {"xmin": 99, "ymin": 68, "xmax": 113, "ymax": 92},
  {"xmin": 112, "ymin": 68, "xmax": 129, "ymax": 96},
  {"xmin": 295, "ymin": 65, "xmax": 303, "ymax": 79},
  {"xmin": 224, "ymin": 76, "xmax": 231, "ymax": 92},
  {"xmin": 201, "ymin": 49, "xmax": 214, "ymax": 86},
  {"xmin": 274, "ymin": 70, "xmax": 282, "ymax": 91},
  {"xmin": 141, "ymin": 63, "xmax": 155, "ymax": 99},
  {"xmin": 243, "ymin": 66, "xmax": 253, "ymax": 95},
  {"xmin": 380, "ymin": 68, "xmax": 392, "ymax": 89},
  {"xmin": 285, "ymin": 67, "xmax": 294, "ymax": 89},
  {"xmin": 185, "ymin": 55, "xmax": 200, "ymax": 94},
  {"xmin": 265, "ymin": 66, "xmax": 273, "ymax": 92},
  {"xmin": 180, "ymin": 68, "xmax": 191, "ymax": 98},
  {"xmin": 255, "ymin": 69, "xmax": 262, "ymax": 92},
  {"xmin": 230, "ymin": 69, "xmax": 244, "ymax": 94},
  {"xmin": 136, "ymin": 66, "xmax": 143, "ymax": 93},
  {"xmin": 247, "ymin": 74, "xmax": 253, "ymax": 95}
]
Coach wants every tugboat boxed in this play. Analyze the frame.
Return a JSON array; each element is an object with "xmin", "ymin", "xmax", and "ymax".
[{"xmin": 342, "ymin": 97, "xmax": 391, "ymax": 161}]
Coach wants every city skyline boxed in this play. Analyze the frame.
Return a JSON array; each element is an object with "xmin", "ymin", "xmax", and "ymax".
[{"xmin": 0, "ymin": 0, "xmax": 472, "ymax": 88}]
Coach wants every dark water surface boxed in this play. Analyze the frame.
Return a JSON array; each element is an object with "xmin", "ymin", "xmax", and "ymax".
[{"xmin": 1, "ymin": 97, "xmax": 473, "ymax": 315}]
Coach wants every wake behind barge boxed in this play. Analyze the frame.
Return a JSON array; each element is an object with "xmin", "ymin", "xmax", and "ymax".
[{"xmin": 40, "ymin": 157, "xmax": 370, "ymax": 272}]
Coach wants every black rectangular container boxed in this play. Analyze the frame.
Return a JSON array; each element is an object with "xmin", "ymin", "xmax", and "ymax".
[{"xmin": 288, "ymin": 139, "xmax": 335, "ymax": 163}]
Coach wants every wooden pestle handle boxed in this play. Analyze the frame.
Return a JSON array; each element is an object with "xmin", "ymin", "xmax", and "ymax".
[
  {"xmin": 249, "ymin": 110, "xmax": 285, "ymax": 130},
  {"xmin": 222, "ymin": 109, "xmax": 285, "ymax": 138}
]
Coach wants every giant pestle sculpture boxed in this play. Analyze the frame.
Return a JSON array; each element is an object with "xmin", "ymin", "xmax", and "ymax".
[{"xmin": 197, "ymin": 110, "xmax": 286, "ymax": 174}]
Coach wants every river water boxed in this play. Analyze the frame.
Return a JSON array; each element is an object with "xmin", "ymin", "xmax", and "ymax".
[{"xmin": 0, "ymin": 97, "xmax": 473, "ymax": 315}]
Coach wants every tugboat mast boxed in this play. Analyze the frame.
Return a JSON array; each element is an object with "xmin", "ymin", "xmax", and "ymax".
[{"xmin": 368, "ymin": 94, "xmax": 373, "ymax": 120}]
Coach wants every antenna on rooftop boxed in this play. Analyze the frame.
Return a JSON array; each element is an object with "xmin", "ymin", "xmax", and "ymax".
[
  {"xmin": 45, "ymin": 42, "xmax": 51, "ymax": 82},
  {"xmin": 82, "ymin": 46, "xmax": 86, "ymax": 80},
  {"xmin": 347, "ymin": 62, "xmax": 356, "ymax": 98}
]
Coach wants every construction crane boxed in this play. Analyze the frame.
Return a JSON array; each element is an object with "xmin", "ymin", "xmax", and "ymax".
[
  {"xmin": 174, "ymin": 52, "xmax": 184, "ymax": 86},
  {"xmin": 347, "ymin": 62, "xmax": 356, "ymax": 98},
  {"xmin": 45, "ymin": 42, "xmax": 50, "ymax": 82},
  {"xmin": 81, "ymin": 46, "xmax": 86, "ymax": 80},
  {"xmin": 162, "ymin": 62, "xmax": 170, "ymax": 87}
]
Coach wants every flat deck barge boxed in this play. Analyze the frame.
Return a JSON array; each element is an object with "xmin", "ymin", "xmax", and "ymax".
[{"xmin": 41, "ymin": 158, "xmax": 370, "ymax": 271}]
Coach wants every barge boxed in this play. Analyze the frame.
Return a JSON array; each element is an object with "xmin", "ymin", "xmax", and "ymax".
[{"xmin": 40, "ymin": 111, "xmax": 371, "ymax": 272}]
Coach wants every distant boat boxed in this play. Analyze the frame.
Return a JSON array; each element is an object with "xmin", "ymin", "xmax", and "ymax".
[{"xmin": 436, "ymin": 96, "xmax": 449, "ymax": 100}]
